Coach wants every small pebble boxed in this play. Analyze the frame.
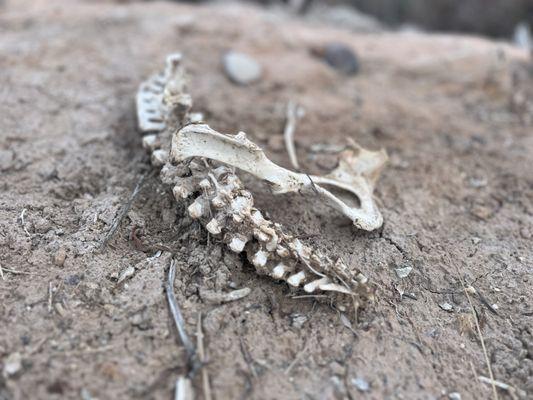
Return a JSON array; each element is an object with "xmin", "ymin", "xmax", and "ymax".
[
  {"xmin": 290, "ymin": 313, "xmax": 308, "ymax": 329},
  {"xmin": 3, "ymin": 352, "xmax": 22, "ymax": 377},
  {"xmin": 439, "ymin": 302, "xmax": 453, "ymax": 312},
  {"xmin": 448, "ymin": 392, "xmax": 462, "ymax": 400},
  {"xmin": 223, "ymin": 51, "xmax": 262, "ymax": 85},
  {"xmin": 323, "ymin": 43, "xmax": 359, "ymax": 75},
  {"xmin": 116, "ymin": 266, "xmax": 135, "ymax": 284},
  {"xmin": 0, "ymin": 149, "xmax": 14, "ymax": 171},
  {"xmin": 329, "ymin": 361, "xmax": 345, "ymax": 376},
  {"xmin": 395, "ymin": 265, "xmax": 413, "ymax": 279},
  {"xmin": 53, "ymin": 247, "xmax": 67, "ymax": 267},
  {"xmin": 351, "ymin": 376, "xmax": 370, "ymax": 392},
  {"xmin": 65, "ymin": 274, "xmax": 82, "ymax": 286}
]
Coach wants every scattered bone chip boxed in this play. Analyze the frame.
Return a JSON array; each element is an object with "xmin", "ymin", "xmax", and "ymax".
[{"xmin": 200, "ymin": 288, "xmax": 251, "ymax": 304}]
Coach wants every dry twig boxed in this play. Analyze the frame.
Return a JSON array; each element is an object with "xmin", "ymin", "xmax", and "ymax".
[
  {"xmin": 283, "ymin": 101, "xmax": 304, "ymax": 170},
  {"xmin": 0, "ymin": 268, "xmax": 43, "ymax": 276},
  {"xmin": 285, "ymin": 340, "xmax": 309, "ymax": 375},
  {"xmin": 101, "ymin": 171, "xmax": 152, "ymax": 249},
  {"xmin": 479, "ymin": 376, "xmax": 520, "ymax": 400},
  {"xmin": 166, "ymin": 259, "xmax": 197, "ymax": 367},
  {"xmin": 460, "ymin": 278, "xmax": 499, "ymax": 400},
  {"xmin": 197, "ymin": 314, "xmax": 213, "ymax": 400}
]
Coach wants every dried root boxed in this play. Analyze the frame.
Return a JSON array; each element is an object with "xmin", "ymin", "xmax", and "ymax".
[{"xmin": 136, "ymin": 53, "xmax": 387, "ymax": 311}]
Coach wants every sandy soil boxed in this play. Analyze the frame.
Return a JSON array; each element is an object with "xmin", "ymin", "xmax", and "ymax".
[{"xmin": 1, "ymin": 1, "xmax": 532, "ymax": 399}]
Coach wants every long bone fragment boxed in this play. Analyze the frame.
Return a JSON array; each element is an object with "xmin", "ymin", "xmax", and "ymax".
[{"xmin": 171, "ymin": 124, "xmax": 387, "ymax": 231}]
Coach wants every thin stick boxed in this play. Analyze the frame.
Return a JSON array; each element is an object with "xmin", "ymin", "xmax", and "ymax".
[
  {"xmin": 197, "ymin": 314, "xmax": 212, "ymax": 400},
  {"xmin": 460, "ymin": 278, "xmax": 499, "ymax": 400},
  {"xmin": 479, "ymin": 376, "xmax": 519, "ymax": 400},
  {"xmin": 101, "ymin": 171, "xmax": 152, "ymax": 248},
  {"xmin": 0, "ymin": 263, "xmax": 4, "ymax": 281},
  {"xmin": 285, "ymin": 340, "xmax": 308, "ymax": 375},
  {"xmin": 165, "ymin": 259, "xmax": 197, "ymax": 370},
  {"xmin": 48, "ymin": 282, "xmax": 53, "ymax": 313},
  {"xmin": 0, "ymin": 268, "xmax": 43, "ymax": 276},
  {"xmin": 283, "ymin": 101, "xmax": 304, "ymax": 170}
]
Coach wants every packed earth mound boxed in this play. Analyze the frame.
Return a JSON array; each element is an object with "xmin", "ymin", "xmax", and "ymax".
[{"xmin": 0, "ymin": 1, "xmax": 532, "ymax": 399}]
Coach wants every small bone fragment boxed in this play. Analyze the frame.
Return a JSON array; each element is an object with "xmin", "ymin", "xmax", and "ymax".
[
  {"xmin": 287, "ymin": 270, "xmax": 306, "ymax": 287},
  {"xmin": 318, "ymin": 282, "xmax": 352, "ymax": 294},
  {"xmin": 252, "ymin": 250, "xmax": 269, "ymax": 268},
  {"xmin": 206, "ymin": 218, "xmax": 222, "ymax": 235},
  {"xmin": 117, "ymin": 266, "xmax": 135, "ymax": 284},
  {"xmin": 187, "ymin": 199, "xmax": 204, "ymax": 219},
  {"xmin": 271, "ymin": 263, "xmax": 288, "ymax": 279},
  {"xmin": 151, "ymin": 149, "xmax": 168, "ymax": 166},
  {"xmin": 142, "ymin": 134, "xmax": 160, "ymax": 151},
  {"xmin": 175, "ymin": 376, "xmax": 194, "ymax": 400},
  {"xmin": 172, "ymin": 123, "xmax": 386, "ymax": 230},
  {"xmin": 228, "ymin": 236, "xmax": 247, "ymax": 253},
  {"xmin": 173, "ymin": 183, "xmax": 192, "ymax": 200},
  {"xmin": 304, "ymin": 277, "xmax": 330, "ymax": 293},
  {"xmin": 200, "ymin": 288, "xmax": 252, "ymax": 304}
]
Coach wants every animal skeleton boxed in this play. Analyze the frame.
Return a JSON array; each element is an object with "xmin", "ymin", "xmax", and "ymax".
[{"xmin": 136, "ymin": 53, "xmax": 388, "ymax": 311}]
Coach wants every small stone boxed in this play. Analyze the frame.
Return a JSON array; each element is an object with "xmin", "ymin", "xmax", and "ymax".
[
  {"xmin": 323, "ymin": 43, "xmax": 359, "ymax": 75},
  {"xmin": 0, "ymin": 149, "xmax": 14, "ymax": 171},
  {"xmin": 329, "ymin": 361, "xmax": 345, "ymax": 376},
  {"xmin": 471, "ymin": 237, "xmax": 481, "ymax": 245},
  {"xmin": 448, "ymin": 392, "xmax": 462, "ymax": 400},
  {"xmin": 116, "ymin": 266, "xmax": 135, "ymax": 284},
  {"xmin": 351, "ymin": 376, "xmax": 369, "ymax": 392},
  {"xmin": 130, "ymin": 310, "xmax": 152, "ymax": 330},
  {"xmin": 520, "ymin": 227, "xmax": 531, "ymax": 239},
  {"xmin": 439, "ymin": 302, "xmax": 453, "ymax": 312},
  {"xmin": 395, "ymin": 265, "xmax": 413, "ymax": 279},
  {"xmin": 65, "ymin": 274, "xmax": 83, "ymax": 286},
  {"xmin": 3, "ymin": 352, "xmax": 22, "ymax": 377},
  {"xmin": 53, "ymin": 247, "xmax": 67, "ymax": 267},
  {"xmin": 223, "ymin": 51, "xmax": 262, "ymax": 85},
  {"xmin": 290, "ymin": 313, "xmax": 308, "ymax": 329},
  {"xmin": 468, "ymin": 177, "xmax": 487, "ymax": 188}
]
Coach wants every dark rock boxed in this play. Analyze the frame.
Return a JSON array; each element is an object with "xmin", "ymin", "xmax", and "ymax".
[{"xmin": 323, "ymin": 43, "xmax": 359, "ymax": 75}]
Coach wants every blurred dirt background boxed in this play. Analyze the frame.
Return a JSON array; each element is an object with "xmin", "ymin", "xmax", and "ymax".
[{"xmin": 1, "ymin": 0, "xmax": 532, "ymax": 399}]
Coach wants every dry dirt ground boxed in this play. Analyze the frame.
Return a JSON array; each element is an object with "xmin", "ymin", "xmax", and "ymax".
[{"xmin": 1, "ymin": 1, "xmax": 532, "ymax": 399}]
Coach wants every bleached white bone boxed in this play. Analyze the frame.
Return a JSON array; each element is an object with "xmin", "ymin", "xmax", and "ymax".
[
  {"xmin": 228, "ymin": 236, "xmax": 247, "ymax": 253},
  {"xmin": 287, "ymin": 270, "xmax": 306, "ymax": 287},
  {"xmin": 271, "ymin": 263, "xmax": 288, "ymax": 279},
  {"xmin": 171, "ymin": 124, "xmax": 386, "ymax": 231},
  {"xmin": 135, "ymin": 53, "xmax": 377, "ymax": 306}
]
